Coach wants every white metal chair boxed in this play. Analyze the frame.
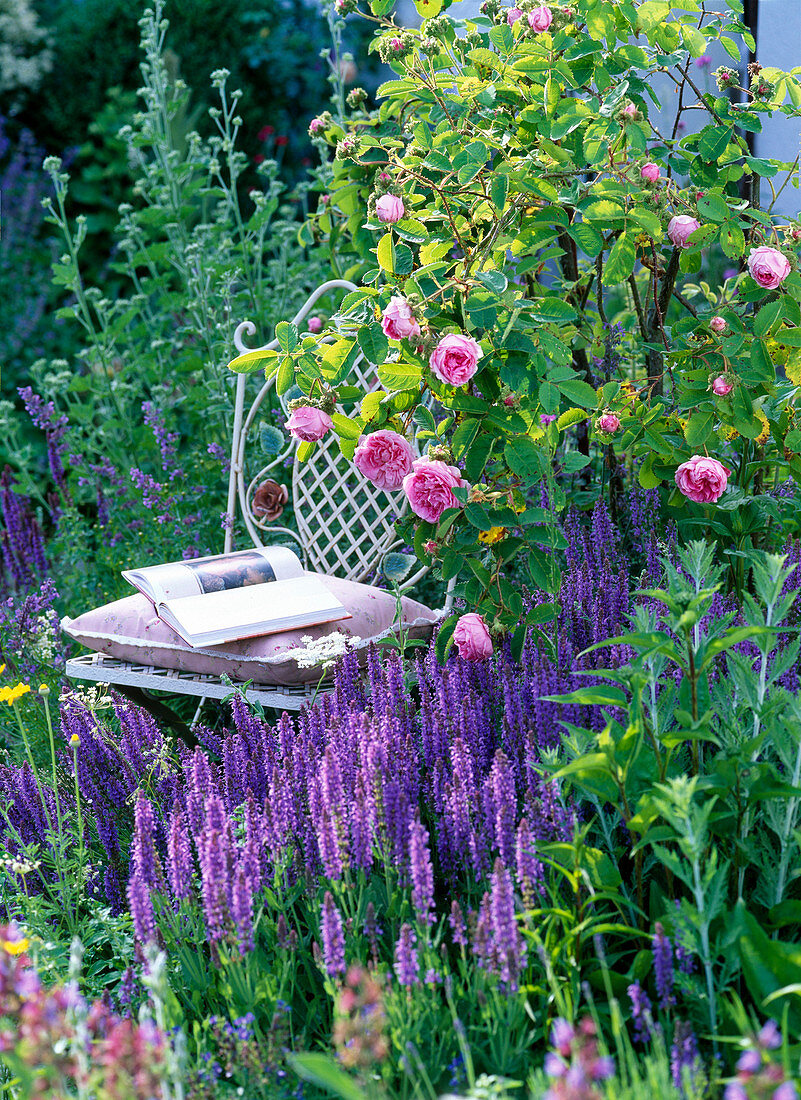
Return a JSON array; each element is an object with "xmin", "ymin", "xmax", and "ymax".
[{"xmin": 65, "ymin": 280, "xmax": 452, "ymax": 713}]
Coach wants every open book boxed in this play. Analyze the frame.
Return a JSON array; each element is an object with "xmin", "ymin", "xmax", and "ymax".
[{"xmin": 122, "ymin": 547, "xmax": 350, "ymax": 648}]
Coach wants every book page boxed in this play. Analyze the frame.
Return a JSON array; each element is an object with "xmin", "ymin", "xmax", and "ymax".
[
  {"xmin": 123, "ymin": 546, "xmax": 303, "ymax": 605},
  {"xmin": 160, "ymin": 575, "xmax": 350, "ymax": 646}
]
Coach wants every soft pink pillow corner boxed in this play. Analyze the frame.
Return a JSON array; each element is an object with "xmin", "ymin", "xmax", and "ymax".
[{"xmin": 61, "ymin": 573, "xmax": 438, "ymax": 686}]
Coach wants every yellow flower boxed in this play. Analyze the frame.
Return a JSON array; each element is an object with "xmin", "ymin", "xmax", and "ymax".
[
  {"xmin": 70, "ymin": 733, "xmax": 80, "ymax": 747},
  {"xmin": 2, "ymin": 937, "xmax": 29, "ymax": 956},
  {"xmin": 0, "ymin": 664, "xmax": 5, "ymax": 676},
  {"xmin": 720, "ymin": 423, "xmax": 739, "ymax": 442},
  {"xmin": 2, "ymin": 683, "xmax": 30, "ymax": 706},
  {"xmin": 479, "ymin": 526, "xmax": 506, "ymax": 545}
]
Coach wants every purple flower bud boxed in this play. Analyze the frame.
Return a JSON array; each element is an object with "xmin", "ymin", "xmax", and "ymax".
[
  {"xmin": 758, "ymin": 1020, "xmax": 782, "ymax": 1050},
  {"xmin": 321, "ymin": 892, "xmax": 346, "ymax": 977},
  {"xmin": 409, "ymin": 816, "xmax": 435, "ymax": 926},
  {"xmin": 550, "ymin": 1018, "xmax": 575, "ymax": 1056},
  {"xmin": 653, "ymin": 922, "xmax": 674, "ymax": 1010},
  {"xmin": 394, "ymin": 923, "xmax": 419, "ymax": 986},
  {"xmin": 724, "ymin": 1085, "xmax": 749, "ymax": 1100},
  {"xmin": 591, "ymin": 1056, "xmax": 615, "ymax": 1081},
  {"xmin": 545, "ymin": 1052, "xmax": 567, "ymax": 1078},
  {"xmin": 737, "ymin": 1049, "xmax": 762, "ymax": 1075}
]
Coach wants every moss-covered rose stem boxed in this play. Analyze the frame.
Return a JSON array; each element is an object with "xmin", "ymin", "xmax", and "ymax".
[
  {"xmin": 628, "ymin": 274, "xmax": 649, "ymax": 340},
  {"xmin": 645, "ymin": 245, "xmax": 681, "ymax": 396}
]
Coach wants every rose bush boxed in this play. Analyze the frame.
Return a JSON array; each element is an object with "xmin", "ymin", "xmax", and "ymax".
[{"xmin": 230, "ymin": 0, "xmax": 801, "ymax": 652}]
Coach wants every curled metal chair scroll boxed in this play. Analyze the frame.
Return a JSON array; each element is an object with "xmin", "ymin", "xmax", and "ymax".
[{"xmin": 65, "ymin": 280, "xmax": 453, "ymax": 713}]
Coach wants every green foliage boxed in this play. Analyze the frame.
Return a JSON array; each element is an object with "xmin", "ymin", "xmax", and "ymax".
[
  {"xmin": 550, "ymin": 540, "xmax": 801, "ymax": 1050},
  {"xmin": 285, "ymin": 0, "xmax": 801, "ymax": 643},
  {"xmin": 17, "ymin": 0, "xmax": 364, "ymax": 177},
  {"xmin": 1, "ymin": 1, "xmax": 331, "ymax": 611}
]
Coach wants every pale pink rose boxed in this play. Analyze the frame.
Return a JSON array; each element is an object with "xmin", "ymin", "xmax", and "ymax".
[
  {"xmin": 354, "ymin": 429, "xmax": 414, "ymax": 490},
  {"xmin": 641, "ymin": 162, "xmax": 660, "ymax": 183},
  {"xmin": 402, "ymin": 457, "xmax": 468, "ymax": 522},
  {"xmin": 375, "ymin": 194, "xmax": 405, "ymax": 224},
  {"xmin": 747, "ymin": 246, "xmax": 791, "ymax": 290},
  {"xmin": 667, "ymin": 215, "xmax": 701, "ymax": 249},
  {"xmin": 674, "ymin": 454, "xmax": 730, "ymax": 503},
  {"xmin": 528, "ymin": 5, "xmax": 553, "ymax": 31},
  {"xmin": 285, "ymin": 406, "xmax": 333, "ymax": 442},
  {"xmin": 507, "ymin": 6, "xmax": 523, "ymax": 24},
  {"xmin": 381, "ymin": 296, "xmax": 421, "ymax": 341},
  {"xmin": 622, "ymin": 102, "xmax": 637, "ymax": 119},
  {"xmin": 429, "ymin": 333, "xmax": 483, "ymax": 386},
  {"xmin": 597, "ymin": 412, "xmax": 620, "ymax": 434},
  {"xmin": 711, "ymin": 376, "xmax": 733, "ymax": 396},
  {"xmin": 307, "ymin": 316, "xmax": 323, "ymax": 333},
  {"xmin": 453, "ymin": 613, "xmax": 493, "ymax": 661},
  {"xmin": 710, "ymin": 315, "xmax": 727, "ymax": 333}
]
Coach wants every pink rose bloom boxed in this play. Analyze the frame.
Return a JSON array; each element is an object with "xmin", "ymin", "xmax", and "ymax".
[
  {"xmin": 285, "ymin": 406, "xmax": 333, "ymax": 442},
  {"xmin": 747, "ymin": 246, "xmax": 791, "ymax": 290},
  {"xmin": 429, "ymin": 333, "xmax": 483, "ymax": 386},
  {"xmin": 528, "ymin": 5, "xmax": 553, "ymax": 31},
  {"xmin": 667, "ymin": 215, "xmax": 701, "ymax": 249},
  {"xmin": 641, "ymin": 162, "xmax": 660, "ymax": 183},
  {"xmin": 381, "ymin": 296, "xmax": 421, "ymax": 341},
  {"xmin": 375, "ymin": 194, "xmax": 405, "ymax": 224},
  {"xmin": 711, "ymin": 376, "xmax": 733, "ymax": 396},
  {"xmin": 402, "ymin": 457, "xmax": 468, "ymax": 522},
  {"xmin": 453, "ymin": 613, "xmax": 493, "ymax": 661},
  {"xmin": 507, "ymin": 6, "xmax": 523, "ymax": 24},
  {"xmin": 307, "ymin": 316, "xmax": 323, "ymax": 333},
  {"xmin": 354, "ymin": 429, "xmax": 414, "ymax": 490},
  {"xmin": 597, "ymin": 412, "xmax": 620, "ymax": 434},
  {"xmin": 674, "ymin": 454, "xmax": 729, "ymax": 504},
  {"xmin": 710, "ymin": 315, "xmax": 727, "ymax": 333},
  {"xmin": 309, "ymin": 117, "xmax": 325, "ymax": 134}
]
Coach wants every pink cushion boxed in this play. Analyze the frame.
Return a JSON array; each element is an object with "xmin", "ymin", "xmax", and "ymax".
[{"xmin": 61, "ymin": 573, "xmax": 439, "ymax": 686}]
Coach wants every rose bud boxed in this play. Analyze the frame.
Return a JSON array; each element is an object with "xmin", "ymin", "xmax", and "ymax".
[
  {"xmin": 375, "ymin": 194, "xmax": 405, "ymax": 223},
  {"xmin": 453, "ymin": 613, "xmax": 493, "ymax": 661},
  {"xmin": 597, "ymin": 412, "xmax": 621, "ymax": 434},
  {"xmin": 711, "ymin": 376, "xmax": 733, "ymax": 396},
  {"xmin": 527, "ymin": 5, "xmax": 553, "ymax": 31},
  {"xmin": 641, "ymin": 162, "xmax": 660, "ymax": 183},
  {"xmin": 710, "ymin": 315, "xmax": 727, "ymax": 333},
  {"xmin": 285, "ymin": 406, "xmax": 334, "ymax": 442},
  {"xmin": 667, "ymin": 214, "xmax": 701, "ymax": 249},
  {"xmin": 381, "ymin": 296, "xmax": 421, "ymax": 341}
]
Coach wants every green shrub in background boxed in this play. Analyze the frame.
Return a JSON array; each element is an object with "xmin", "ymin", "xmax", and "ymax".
[
  {"xmin": 19, "ymin": 0, "xmax": 377, "ymax": 175},
  {"xmin": 1, "ymin": 2, "xmax": 333, "ymax": 612}
]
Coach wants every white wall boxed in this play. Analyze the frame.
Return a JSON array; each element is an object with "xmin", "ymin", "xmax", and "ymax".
[{"xmin": 753, "ymin": 0, "xmax": 801, "ymax": 215}]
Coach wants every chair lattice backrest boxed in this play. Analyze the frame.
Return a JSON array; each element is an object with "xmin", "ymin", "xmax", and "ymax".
[{"xmin": 224, "ymin": 280, "xmax": 426, "ymax": 590}]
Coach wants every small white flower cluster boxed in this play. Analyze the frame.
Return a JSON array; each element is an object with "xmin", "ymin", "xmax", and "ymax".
[
  {"xmin": 288, "ymin": 632, "xmax": 360, "ymax": 670},
  {"xmin": 0, "ymin": 854, "xmax": 41, "ymax": 876},
  {"xmin": 58, "ymin": 682, "xmax": 113, "ymax": 712},
  {"xmin": 29, "ymin": 610, "xmax": 59, "ymax": 664}
]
